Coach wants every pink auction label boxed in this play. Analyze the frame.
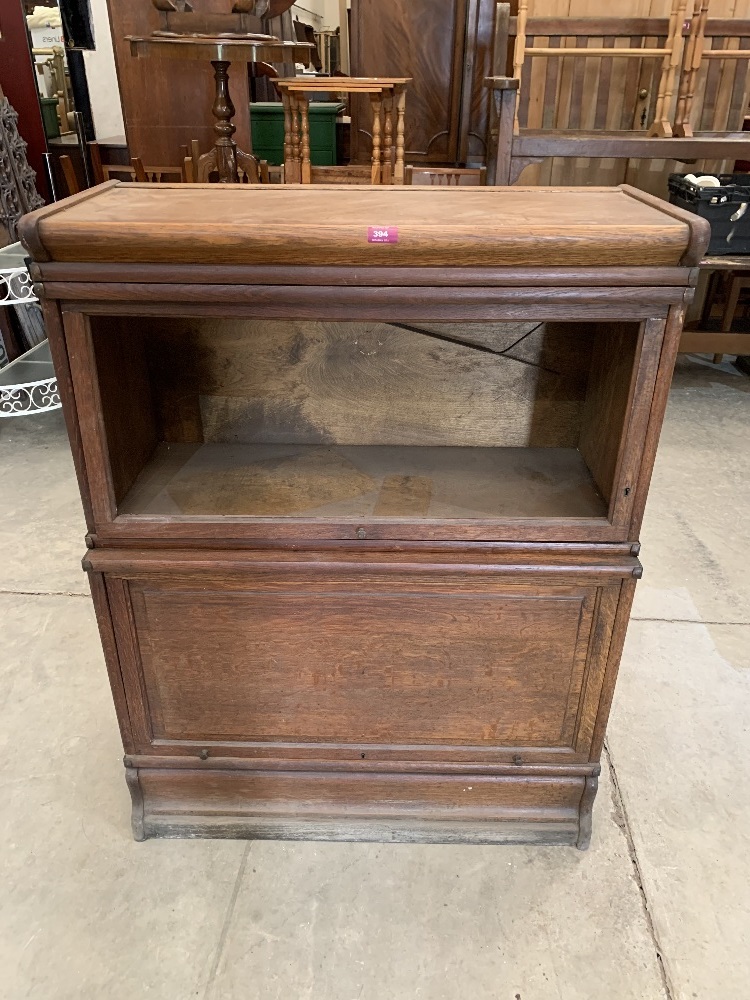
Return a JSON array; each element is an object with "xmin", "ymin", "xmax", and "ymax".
[{"xmin": 368, "ymin": 226, "xmax": 399, "ymax": 244}]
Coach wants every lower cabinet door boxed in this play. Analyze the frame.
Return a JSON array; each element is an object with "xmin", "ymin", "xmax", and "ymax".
[
  {"xmin": 93, "ymin": 550, "xmax": 634, "ymax": 762},
  {"xmin": 88, "ymin": 549, "xmax": 637, "ymax": 843}
]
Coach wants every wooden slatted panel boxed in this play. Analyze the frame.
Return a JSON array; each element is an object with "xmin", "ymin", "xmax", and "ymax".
[
  {"xmin": 514, "ymin": 1, "xmax": 750, "ymax": 189},
  {"xmin": 567, "ymin": 36, "xmax": 590, "ymax": 130},
  {"xmin": 542, "ymin": 36, "xmax": 563, "ymax": 128},
  {"xmin": 726, "ymin": 37, "xmax": 750, "ymax": 130}
]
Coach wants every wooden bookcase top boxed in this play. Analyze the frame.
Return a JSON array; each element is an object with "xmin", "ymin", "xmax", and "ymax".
[{"xmin": 20, "ymin": 182, "xmax": 709, "ymax": 270}]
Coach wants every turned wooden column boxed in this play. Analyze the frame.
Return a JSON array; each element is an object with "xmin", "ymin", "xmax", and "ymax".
[
  {"xmin": 211, "ymin": 60, "xmax": 239, "ymax": 183},
  {"xmin": 290, "ymin": 94, "xmax": 301, "ymax": 183},
  {"xmin": 394, "ymin": 85, "xmax": 407, "ymax": 185},
  {"xmin": 382, "ymin": 94, "xmax": 394, "ymax": 185},
  {"xmin": 300, "ymin": 96, "xmax": 312, "ymax": 184},
  {"xmin": 370, "ymin": 92, "xmax": 382, "ymax": 184}
]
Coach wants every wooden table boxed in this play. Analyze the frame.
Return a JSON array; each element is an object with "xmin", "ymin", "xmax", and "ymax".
[
  {"xmin": 127, "ymin": 35, "xmax": 311, "ymax": 183},
  {"xmin": 275, "ymin": 78, "xmax": 410, "ymax": 184},
  {"xmin": 20, "ymin": 182, "xmax": 706, "ymax": 849},
  {"xmin": 679, "ymin": 255, "xmax": 750, "ymax": 360}
]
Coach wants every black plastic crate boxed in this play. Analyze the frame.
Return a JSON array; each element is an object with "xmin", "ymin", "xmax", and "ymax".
[{"xmin": 668, "ymin": 173, "xmax": 750, "ymax": 256}]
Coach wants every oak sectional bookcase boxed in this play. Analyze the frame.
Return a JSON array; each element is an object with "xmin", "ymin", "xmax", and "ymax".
[{"xmin": 20, "ymin": 183, "xmax": 708, "ymax": 848}]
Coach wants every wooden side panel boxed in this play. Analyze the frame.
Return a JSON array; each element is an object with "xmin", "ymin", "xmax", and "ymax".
[
  {"xmin": 578, "ymin": 321, "xmax": 641, "ymax": 505},
  {"xmin": 90, "ymin": 318, "xmax": 158, "ymax": 505}
]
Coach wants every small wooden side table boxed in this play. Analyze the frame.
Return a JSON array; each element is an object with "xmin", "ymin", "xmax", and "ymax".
[
  {"xmin": 275, "ymin": 78, "xmax": 410, "ymax": 184},
  {"xmin": 679, "ymin": 255, "xmax": 750, "ymax": 361}
]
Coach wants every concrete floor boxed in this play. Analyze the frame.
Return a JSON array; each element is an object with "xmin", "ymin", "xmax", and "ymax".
[{"xmin": 0, "ymin": 355, "xmax": 748, "ymax": 1000}]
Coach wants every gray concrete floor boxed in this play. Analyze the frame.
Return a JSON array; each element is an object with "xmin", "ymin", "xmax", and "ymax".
[{"xmin": 1, "ymin": 355, "xmax": 748, "ymax": 1000}]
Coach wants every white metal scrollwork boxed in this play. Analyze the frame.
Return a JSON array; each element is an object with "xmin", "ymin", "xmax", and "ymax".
[
  {"xmin": 0, "ymin": 248, "xmax": 62, "ymax": 416},
  {"xmin": 0, "ymin": 378, "xmax": 61, "ymax": 416},
  {"xmin": 0, "ymin": 265, "xmax": 36, "ymax": 306}
]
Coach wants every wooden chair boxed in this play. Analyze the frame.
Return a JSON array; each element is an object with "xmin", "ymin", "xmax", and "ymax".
[
  {"xmin": 59, "ymin": 155, "xmax": 80, "ymax": 196},
  {"xmin": 405, "ymin": 166, "xmax": 487, "ymax": 187},
  {"xmin": 183, "ymin": 140, "xmax": 271, "ymax": 184},
  {"xmin": 89, "ymin": 142, "xmax": 186, "ymax": 184},
  {"xmin": 486, "ymin": 3, "xmax": 750, "ymax": 185}
]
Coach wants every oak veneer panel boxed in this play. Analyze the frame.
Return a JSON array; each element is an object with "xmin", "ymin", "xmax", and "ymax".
[
  {"xmin": 134, "ymin": 318, "xmax": 592, "ymax": 450},
  {"xmin": 128, "ymin": 581, "xmax": 594, "ymax": 748},
  {"xmin": 579, "ymin": 322, "xmax": 642, "ymax": 505},
  {"xmin": 91, "ymin": 319, "xmax": 158, "ymax": 505},
  {"xmin": 20, "ymin": 183, "xmax": 701, "ymax": 268}
]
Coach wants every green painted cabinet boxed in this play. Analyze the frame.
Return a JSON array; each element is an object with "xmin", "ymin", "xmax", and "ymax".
[{"xmin": 250, "ymin": 101, "xmax": 345, "ymax": 167}]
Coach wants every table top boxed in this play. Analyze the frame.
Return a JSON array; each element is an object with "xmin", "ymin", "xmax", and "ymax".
[
  {"xmin": 275, "ymin": 77, "xmax": 411, "ymax": 92},
  {"xmin": 127, "ymin": 35, "xmax": 312, "ymax": 63},
  {"xmin": 19, "ymin": 182, "xmax": 709, "ymax": 270},
  {"xmin": 701, "ymin": 255, "xmax": 750, "ymax": 270}
]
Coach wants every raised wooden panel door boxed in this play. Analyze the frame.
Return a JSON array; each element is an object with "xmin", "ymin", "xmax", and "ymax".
[
  {"xmin": 107, "ymin": 565, "xmax": 619, "ymax": 757},
  {"xmin": 350, "ymin": 0, "xmax": 469, "ymax": 164}
]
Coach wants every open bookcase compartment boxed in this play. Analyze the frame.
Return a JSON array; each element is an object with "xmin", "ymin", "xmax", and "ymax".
[{"xmin": 88, "ymin": 314, "xmax": 645, "ymax": 537}]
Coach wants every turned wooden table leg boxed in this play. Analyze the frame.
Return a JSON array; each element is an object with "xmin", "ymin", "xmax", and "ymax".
[
  {"xmin": 300, "ymin": 96, "xmax": 312, "ymax": 184},
  {"xmin": 290, "ymin": 94, "xmax": 301, "ymax": 184},
  {"xmin": 382, "ymin": 93, "xmax": 394, "ymax": 185},
  {"xmin": 370, "ymin": 91, "xmax": 382, "ymax": 184},
  {"xmin": 394, "ymin": 86, "xmax": 406, "ymax": 185},
  {"xmin": 282, "ymin": 92, "xmax": 293, "ymax": 181},
  {"xmin": 210, "ymin": 60, "xmax": 239, "ymax": 184}
]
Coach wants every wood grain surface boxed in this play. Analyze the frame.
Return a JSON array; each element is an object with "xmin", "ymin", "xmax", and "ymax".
[
  {"xmin": 19, "ymin": 183, "xmax": 704, "ymax": 268},
  {"xmin": 119, "ymin": 443, "xmax": 607, "ymax": 520},
  {"xmin": 130, "ymin": 317, "xmax": 592, "ymax": 450}
]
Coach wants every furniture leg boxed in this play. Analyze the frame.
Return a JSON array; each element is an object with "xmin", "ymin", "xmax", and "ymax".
[
  {"xmin": 370, "ymin": 92, "xmax": 382, "ymax": 184},
  {"xmin": 674, "ymin": 0, "xmax": 708, "ymax": 137},
  {"xmin": 649, "ymin": 0, "xmax": 686, "ymax": 137},
  {"xmin": 512, "ymin": 0, "xmax": 528, "ymax": 134},
  {"xmin": 300, "ymin": 96, "xmax": 311, "ymax": 184},
  {"xmin": 721, "ymin": 273, "xmax": 742, "ymax": 332},
  {"xmin": 699, "ymin": 269, "xmax": 719, "ymax": 327},
  {"xmin": 488, "ymin": 82, "xmax": 518, "ymax": 186},
  {"xmin": 382, "ymin": 93, "xmax": 394, "ymax": 185},
  {"xmin": 210, "ymin": 60, "xmax": 239, "ymax": 184},
  {"xmin": 700, "ymin": 270, "xmax": 750, "ymax": 362},
  {"xmin": 281, "ymin": 92, "xmax": 293, "ymax": 181},
  {"xmin": 290, "ymin": 94, "xmax": 301, "ymax": 184},
  {"xmin": 394, "ymin": 86, "xmax": 406, "ymax": 185}
]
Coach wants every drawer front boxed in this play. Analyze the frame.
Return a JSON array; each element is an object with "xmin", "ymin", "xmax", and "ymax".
[{"xmin": 98, "ymin": 553, "xmax": 632, "ymax": 764}]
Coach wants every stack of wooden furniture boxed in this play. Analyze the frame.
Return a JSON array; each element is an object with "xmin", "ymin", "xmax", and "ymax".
[
  {"xmin": 275, "ymin": 78, "xmax": 410, "ymax": 184},
  {"xmin": 487, "ymin": 1, "xmax": 750, "ymax": 186},
  {"xmin": 21, "ymin": 182, "xmax": 707, "ymax": 847}
]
